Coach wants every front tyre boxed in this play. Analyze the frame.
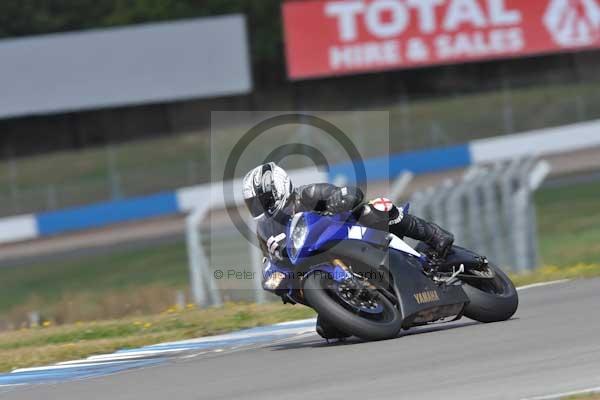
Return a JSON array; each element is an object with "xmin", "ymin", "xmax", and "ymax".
[
  {"xmin": 461, "ymin": 263, "xmax": 518, "ymax": 323},
  {"xmin": 303, "ymin": 273, "xmax": 402, "ymax": 341}
]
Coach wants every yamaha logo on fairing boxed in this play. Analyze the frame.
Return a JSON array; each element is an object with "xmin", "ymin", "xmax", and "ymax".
[{"xmin": 414, "ymin": 290, "xmax": 440, "ymax": 304}]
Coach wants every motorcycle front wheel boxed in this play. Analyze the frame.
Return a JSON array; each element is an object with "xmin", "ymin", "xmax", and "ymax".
[{"xmin": 303, "ymin": 272, "xmax": 402, "ymax": 341}]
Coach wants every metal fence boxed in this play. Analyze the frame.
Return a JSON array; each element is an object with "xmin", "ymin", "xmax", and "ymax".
[{"xmin": 408, "ymin": 157, "xmax": 551, "ymax": 272}]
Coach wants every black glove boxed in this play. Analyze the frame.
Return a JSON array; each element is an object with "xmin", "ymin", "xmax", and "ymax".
[{"xmin": 326, "ymin": 187, "xmax": 363, "ymax": 214}]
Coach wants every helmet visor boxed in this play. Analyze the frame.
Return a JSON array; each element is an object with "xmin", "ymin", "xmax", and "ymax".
[
  {"xmin": 245, "ymin": 196, "xmax": 265, "ymax": 218},
  {"xmin": 245, "ymin": 191, "xmax": 275, "ymax": 218}
]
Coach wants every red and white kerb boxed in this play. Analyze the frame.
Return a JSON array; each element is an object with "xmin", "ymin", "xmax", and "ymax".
[{"xmin": 370, "ymin": 197, "xmax": 394, "ymax": 212}]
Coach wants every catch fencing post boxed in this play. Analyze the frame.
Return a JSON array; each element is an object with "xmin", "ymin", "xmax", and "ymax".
[
  {"xmin": 247, "ymin": 217, "xmax": 267, "ymax": 304},
  {"xmin": 186, "ymin": 204, "xmax": 223, "ymax": 307},
  {"xmin": 499, "ymin": 158, "xmax": 528, "ymax": 268},
  {"xmin": 186, "ymin": 205, "xmax": 209, "ymax": 307},
  {"xmin": 445, "ymin": 182, "xmax": 465, "ymax": 247},
  {"xmin": 513, "ymin": 160, "xmax": 551, "ymax": 271},
  {"xmin": 408, "ymin": 189, "xmax": 427, "ymax": 220},
  {"xmin": 390, "ymin": 171, "xmax": 414, "ymax": 202},
  {"xmin": 430, "ymin": 180, "xmax": 454, "ymax": 229},
  {"xmin": 481, "ymin": 163, "xmax": 505, "ymax": 266},
  {"xmin": 516, "ymin": 158, "xmax": 537, "ymax": 272},
  {"xmin": 528, "ymin": 160, "xmax": 551, "ymax": 269},
  {"xmin": 447, "ymin": 167, "xmax": 481, "ymax": 248},
  {"xmin": 466, "ymin": 170, "xmax": 489, "ymax": 254}
]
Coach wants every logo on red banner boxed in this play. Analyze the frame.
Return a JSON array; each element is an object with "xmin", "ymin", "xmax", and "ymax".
[
  {"xmin": 282, "ymin": 0, "xmax": 600, "ymax": 79},
  {"xmin": 544, "ymin": 0, "xmax": 600, "ymax": 47}
]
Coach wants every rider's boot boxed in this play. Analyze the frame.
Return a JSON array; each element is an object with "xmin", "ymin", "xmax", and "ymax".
[{"xmin": 395, "ymin": 215, "xmax": 454, "ymax": 258}]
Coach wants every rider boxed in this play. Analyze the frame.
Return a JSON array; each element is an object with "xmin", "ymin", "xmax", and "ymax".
[
  {"xmin": 242, "ymin": 162, "xmax": 454, "ymax": 262},
  {"xmin": 242, "ymin": 162, "xmax": 454, "ymax": 339}
]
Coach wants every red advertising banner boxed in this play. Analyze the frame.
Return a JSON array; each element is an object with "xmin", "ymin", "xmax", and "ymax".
[{"xmin": 283, "ymin": 0, "xmax": 600, "ymax": 79}]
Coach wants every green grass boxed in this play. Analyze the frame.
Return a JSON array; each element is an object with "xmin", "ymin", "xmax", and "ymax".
[
  {"xmin": 0, "ymin": 302, "xmax": 316, "ymax": 372},
  {"xmin": 536, "ymin": 181, "xmax": 600, "ymax": 266},
  {"xmin": 510, "ymin": 264, "xmax": 600, "ymax": 287},
  {"xmin": 0, "ymin": 241, "xmax": 190, "ymax": 326},
  {"xmin": 563, "ymin": 393, "xmax": 600, "ymax": 399}
]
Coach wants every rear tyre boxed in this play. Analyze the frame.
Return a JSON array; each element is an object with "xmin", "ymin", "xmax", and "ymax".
[
  {"xmin": 303, "ymin": 273, "xmax": 402, "ymax": 341},
  {"xmin": 461, "ymin": 263, "xmax": 518, "ymax": 323}
]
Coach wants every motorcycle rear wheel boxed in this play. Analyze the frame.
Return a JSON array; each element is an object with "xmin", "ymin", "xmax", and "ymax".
[
  {"xmin": 461, "ymin": 263, "xmax": 519, "ymax": 323},
  {"xmin": 303, "ymin": 273, "xmax": 402, "ymax": 341}
]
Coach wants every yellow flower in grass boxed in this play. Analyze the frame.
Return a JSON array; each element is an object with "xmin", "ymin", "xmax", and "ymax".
[{"xmin": 42, "ymin": 321, "xmax": 52, "ymax": 328}]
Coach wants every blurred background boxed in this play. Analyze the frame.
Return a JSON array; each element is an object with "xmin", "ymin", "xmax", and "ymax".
[{"xmin": 0, "ymin": 0, "xmax": 599, "ymax": 333}]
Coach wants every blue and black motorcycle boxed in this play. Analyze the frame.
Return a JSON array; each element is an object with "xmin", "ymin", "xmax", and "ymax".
[{"xmin": 262, "ymin": 209, "xmax": 519, "ymax": 341}]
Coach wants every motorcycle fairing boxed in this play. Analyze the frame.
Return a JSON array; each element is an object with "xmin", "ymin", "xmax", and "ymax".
[
  {"xmin": 288, "ymin": 212, "xmax": 425, "ymax": 264},
  {"xmin": 270, "ymin": 212, "xmax": 469, "ymax": 319},
  {"xmin": 387, "ymin": 249, "xmax": 469, "ymax": 326}
]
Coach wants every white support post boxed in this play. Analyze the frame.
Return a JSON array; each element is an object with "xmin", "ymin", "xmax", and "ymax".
[
  {"xmin": 185, "ymin": 204, "xmax": 223, "ymax": 307},
  {"xmin": 481, "ymin": 163, "xmax": 506, "ymax": 267},
  {"xmin": 186, "ymin": 205, "xmax": 209, "ymax": 307},
  {"xmin": 431, "ymin": 180, "xmax": 454, "ymax": 228},
  {"xmin": 512, "ymin": 188, "xmax": 531, "ymax": 272},
  {"xmin": 445, "ymin": 167, "xmax": 479, "ymax": 247},
  {"xmin": 466, "ymin": 171, "xmax": 488, "ymax": 254},
  {"xmin": 408, "ymin": 190, "xmax": 427, "ymax": 219},
  {"xmin": 390, "ymin": 171, "xmax": 414, "ymax": 202},
  {"xmin": 519, "ymin": 158, "xmax": 538, "ymax": 272},
  {"xmin": 247, "ymin": 217, "xmax": 267, "ymax": 304},
  {"xmin": 522, "ymin": 160, "xmax": 552, "ymax": 270},
  {"xmin": 499, "ymin": 157, "xmax": 528, "ymax": 269}
]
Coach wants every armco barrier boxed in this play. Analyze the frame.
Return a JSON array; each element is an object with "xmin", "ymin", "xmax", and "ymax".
[
  {"xmin": 0, "ymin": 119, "xmax": 599, "ymax": 244},
  {"xmin": 36, "ymin": 192, "xmax": 179, "ymax": 236}
]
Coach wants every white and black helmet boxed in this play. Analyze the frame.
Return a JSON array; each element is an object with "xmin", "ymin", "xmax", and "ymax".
[{"xmin": 242, "ymin": 162, "xmax": 292, "ymax": 218}]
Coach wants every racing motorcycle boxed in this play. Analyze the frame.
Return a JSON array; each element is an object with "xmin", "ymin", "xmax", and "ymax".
[{"xmin": 262, "ymin": 207, "xmax": 519, "ymax": 341}]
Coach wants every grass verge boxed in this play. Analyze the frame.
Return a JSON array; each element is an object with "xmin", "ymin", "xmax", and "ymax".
[
  {"xmin": 564, "ymin": 393, "xmax": 600, "ymax": 399},
  {"xmin": 0, "ymin": 302, "xmax": 315, "ymax": 373},
  {"xmin": 510, "ymin": 264, "xmax": 600, "ymax": 287},
  {"xmin": 2, "ymin": 265, "xmax": 600, "ymax": 373}
]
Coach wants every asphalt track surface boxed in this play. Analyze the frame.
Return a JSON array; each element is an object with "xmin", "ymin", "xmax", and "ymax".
[{"xmin": 3, "ymin": 279, "xmax": 600, "ymax": 400}]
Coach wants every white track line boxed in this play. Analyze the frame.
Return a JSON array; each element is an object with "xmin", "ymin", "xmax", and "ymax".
[
  {"xmin": 522, "ymin": 385, "xmax": 600, "ymax": 400},
  {"xmin": 516, "ymin": 279, "xmax": 570, "ymax": 291},
  {"xmin": 11, "ymin": 360, "xmax": 134, "ymax": 373}
]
